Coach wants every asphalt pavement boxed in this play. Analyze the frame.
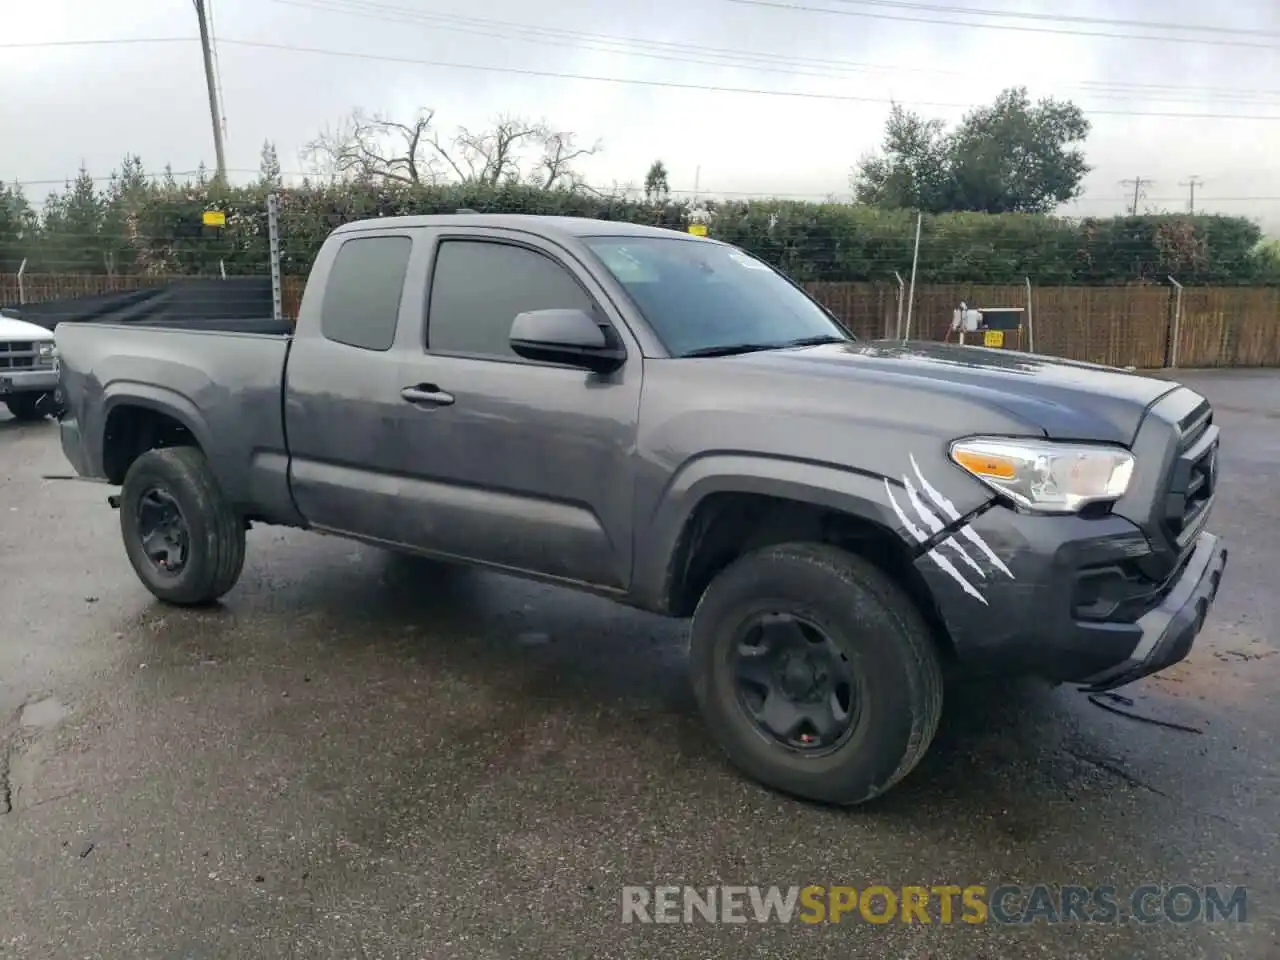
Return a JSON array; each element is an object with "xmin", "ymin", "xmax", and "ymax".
[{"xmin": 1, "ymin": 370, "xmax": 1278, "ymax": 959}]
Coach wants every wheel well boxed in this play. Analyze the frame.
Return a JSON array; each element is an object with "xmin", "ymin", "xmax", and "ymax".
[
  {"xmin": 102, "ymin": 405, "xmax": 200, "ymax": 484},
  {"xmin": 665, "ymin": 492, "xmax": 954, "ymax": 657}
]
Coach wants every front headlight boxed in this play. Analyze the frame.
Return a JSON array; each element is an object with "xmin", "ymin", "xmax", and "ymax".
[
  {"xmin": 37, "ymin": 341, "xmax": 56, "ymax": 357},
  {"xmin": 949, "ymin": 438, "xmax": 1135, "ymax": 514}
]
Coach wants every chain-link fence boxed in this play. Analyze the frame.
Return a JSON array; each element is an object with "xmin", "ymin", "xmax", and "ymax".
[{"xmin": 3, "ymin": 184, "xmax": 1279, "ymax": 368}]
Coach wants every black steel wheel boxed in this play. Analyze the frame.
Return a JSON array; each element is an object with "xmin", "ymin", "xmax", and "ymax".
[
  {"xmin": 135, "ymin": 487, "xmax": 191, "ymax": 575},
  {"xmin": 690, "ymin": 542, "xmax": 944, "ymax": 806},
  {"xmin": 119, "ymin": 446, "xmax": 246, "ymax": 605},
  {"xmin": 731, "ymin": 612, "xmax": 862, "ymax": 755}
]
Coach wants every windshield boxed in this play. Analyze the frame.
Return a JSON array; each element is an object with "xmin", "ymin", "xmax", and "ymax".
[{"xmin": 582, "ymin": 236, "xmax": 849, "ymax": 357}]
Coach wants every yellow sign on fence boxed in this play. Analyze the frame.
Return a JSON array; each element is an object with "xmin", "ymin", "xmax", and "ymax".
[
  {"xmin": 202, "ymin": 211, "xmax": 226, "ymax": 227},
  {"xmin": 983, "ymin": 329, "xmax": 1005, "ymax": 348},
  {"xmin": 687, "ymin": 223, "xmax": 708, "ymax": 237}
]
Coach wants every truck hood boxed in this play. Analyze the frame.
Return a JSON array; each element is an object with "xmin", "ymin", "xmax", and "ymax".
[
  {"xmin": 731, "ymin": 339, "xmax": 1179, "ymax": 446},
  {"xmin": 0, "ymin": 314, "xmax": 55, "ymax": 342}
]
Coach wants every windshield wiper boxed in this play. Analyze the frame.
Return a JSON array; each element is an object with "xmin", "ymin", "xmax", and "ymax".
[
  {"xmin": 680, "ymin": 342, "xmax": 781, "ymax": 358},
  {"xmin": 780, "ymin": 334, "xmax": 850, "ymax": 347},
  {"xmin": 680, "ymin": 334, "xmax": 850, "ymax": 358}
]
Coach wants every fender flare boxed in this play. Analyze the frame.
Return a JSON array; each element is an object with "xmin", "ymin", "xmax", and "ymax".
[
  {"xmin": 100, "ymin": 381, "xmax": 220, "ymax": 480},
  {"xmin": 633, "ymin": 453, "xmax": 914, "ymax": 611}
]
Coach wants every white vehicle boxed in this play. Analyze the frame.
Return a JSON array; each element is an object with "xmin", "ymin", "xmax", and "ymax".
[{"xmin": 0, "ymin": 309, "xmax": 59, "ymax": 420}]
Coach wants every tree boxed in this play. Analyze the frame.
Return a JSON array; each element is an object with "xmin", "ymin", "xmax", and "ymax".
[
  {"xmin": 258, "ymin": 140, "xmax": 283, "ymax": 187},
  {"xmin": 853, "ymin": 87, "xmax": 1091, "ymax": 214},
  {"xmin": 100, "ymin": 155, "xmax": 153, "ymax": 275},
  {"xmin": 851, "ymin": 105, "xmax": 951, "ymax": 211},
  {"xmin": 0, "ymin": 182, "xmax": 36, "ymax": 273},
  {"xmin": 303, "ymin": 108, "xmax": 600, "ymax": 190},
  {"xmin": 644, "ymin": 160, "xmax": 670, "ymax": 202},
  {"xmin": 40, "ymin": 167, "xmax": 106, "ymax": 273}
]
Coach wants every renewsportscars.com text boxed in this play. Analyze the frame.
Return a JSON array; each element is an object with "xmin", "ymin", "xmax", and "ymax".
[{"xmin": 621, "ymin": 884, "xmax": 1248, "ymax": 925}]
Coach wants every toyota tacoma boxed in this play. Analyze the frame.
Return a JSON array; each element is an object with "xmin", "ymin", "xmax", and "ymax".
[{"xmin": 52, "ymin": 214, "xmax": 1228, "ymax": 804}]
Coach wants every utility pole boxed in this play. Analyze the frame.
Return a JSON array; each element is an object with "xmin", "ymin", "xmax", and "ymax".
[
  {"xmin": 194, "ymin": 0, "xmax": 227, "ymax": 185},
  {"xmin": 1119, "ymin": 177, "xmax": 1150, "ymax": 216},
  {"xmin": 1180, "ymin": 176, "xmax": 1205, "ymax": 213}
]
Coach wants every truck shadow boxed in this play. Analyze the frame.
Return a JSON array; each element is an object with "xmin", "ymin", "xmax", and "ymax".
[
  {"xmin": 285, "ymin": 551, "xmax": 1198, "ymax": 810},
  {"xmin": 116, "ymin": 540, "xmax": 1225, "ymax": 864}
]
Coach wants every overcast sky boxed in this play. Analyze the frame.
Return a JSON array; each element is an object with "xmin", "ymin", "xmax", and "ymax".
[{"xmin": 6, "ymin": 0, "xmax": 1280, "ymax": 230}]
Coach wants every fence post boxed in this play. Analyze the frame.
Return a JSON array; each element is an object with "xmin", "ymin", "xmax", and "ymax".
[
  {"xmin": 1167, "ymin": 275, "xmax": 1183, "ymax": 368},
  {"xmin": 903, "ymin": 214, "xmax": 923, "ymax": 341},
  {"xmin": 1024, "ymin": 276, "xmax": 1034, "ymax": 353},
  {"xmin": 267, "ymin": 193, "xmax": 283, "ymax": 323},
  {"xmin": 16, "ymin": 257, "xmax": 27, "ymax": 304},
  {"xmin": 893, "ymin": 270, "xmax": 906, "ymax": 339}
]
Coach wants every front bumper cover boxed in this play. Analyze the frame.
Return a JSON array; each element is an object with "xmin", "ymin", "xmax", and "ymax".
[
  {"xmin": 912, "ymin": 504, "xmax": 1228, "ymax": 690},
  {"xmin": 1077, "ymin": 531, "xmax": 1227, "ymax": 692}
]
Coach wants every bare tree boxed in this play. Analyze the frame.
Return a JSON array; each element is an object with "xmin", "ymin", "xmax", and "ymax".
[
  {"xmin": 302, "ymin": 108, "xmax": 445, "ymax": 185},
  {"xmin": 537, "ymin": 130, "xmax": 601, "ymax": 191},
  {"xmin": 304, "ymin": 108, "xmax": 601, "ymax": 190}
]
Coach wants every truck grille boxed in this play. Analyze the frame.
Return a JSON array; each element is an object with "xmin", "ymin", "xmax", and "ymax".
[
  {"xmin": 0, "ymin": 341, "xmax": 37, "ymax": 370},
  {"xmin": 1160, "ymin": 402, "xmax": 1218, "ymax": 550}
]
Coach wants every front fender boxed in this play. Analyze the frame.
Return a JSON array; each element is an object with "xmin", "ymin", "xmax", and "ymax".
[
  {"xmin": 631, "ymin": 447, "xmax": 998, "ymax": 614},
  {"xmin": 632, "ymin": 454, "xmax": 926, "ymax": 610}
]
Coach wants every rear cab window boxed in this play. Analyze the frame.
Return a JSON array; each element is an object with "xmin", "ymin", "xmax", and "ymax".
[{"xmin": 320, "ymin": 235, "xmax": 413, "ymax": 351}]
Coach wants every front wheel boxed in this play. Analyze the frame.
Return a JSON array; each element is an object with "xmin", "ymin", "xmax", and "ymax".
[
  {"xmin": 4, "ymin": 394, "xmax": 47, "ymax": 421},
  {"xmin": 689, "ymin": 542, "xmax": 944, "ymax": 805},
  {"xmin": 119, "ymin": 446, "xmax": 246, "ymax": 605}
]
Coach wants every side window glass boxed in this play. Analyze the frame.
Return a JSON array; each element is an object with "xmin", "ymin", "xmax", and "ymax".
[
  {"xmin": 320, "ymin": 236, "xmax": 412, "ymax": 351},
  {"xmin": 427, "ymin": 240, "xmax": 593, "ymax": 359}
]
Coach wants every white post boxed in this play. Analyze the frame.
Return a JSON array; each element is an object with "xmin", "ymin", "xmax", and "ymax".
[
  {"xmin": 1025, "ymin": 276, "xmax": 1034, "ymax": 353},
  {"xmin": 1167, "ymin": 275, "xmax": 1183, "ymax": 368},
  {"xmin": 219, "ymin": 259, "xmax": 227, "ymax": 280},
  {"xmin": 903, "ymin": 214, "xmax": 923, "ymax": 342},
  {"xmin": 267, "ymin": 194, "xmax": 283, "ymax": 322},
  {"xmin": 16, "ymin": 257, "xmax": 27, "ymax": 304},
  {"xmin": 893, "ymin": 270, "xmax": 906, "ymax": 339}
]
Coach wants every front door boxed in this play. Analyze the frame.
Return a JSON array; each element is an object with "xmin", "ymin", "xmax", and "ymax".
[{"xmin": 383, "ymin": 230, "xmax": 643, "ymax": 591}]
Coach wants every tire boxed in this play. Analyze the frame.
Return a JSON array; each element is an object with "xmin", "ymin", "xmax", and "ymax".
[
  {"xmin": 119, "ymin": 446, "xmax": 246, "ymax": 605},
  {"xmin": 4, "ymin": 394, "xmax": 47, "ymax": 421},
  {"xmin": 689, "ymin": 542, "xmax": 944, "ymax": 806}
]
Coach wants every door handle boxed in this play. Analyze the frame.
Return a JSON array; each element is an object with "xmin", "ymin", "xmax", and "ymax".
[{"xmin": 400, "ymin": 384, "xmax": 455, "ymax": 406}]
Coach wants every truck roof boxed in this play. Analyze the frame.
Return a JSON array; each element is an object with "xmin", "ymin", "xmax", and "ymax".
[{"xmin": 330, "ymin": 213, "xmax": 715, "ymax": 243}]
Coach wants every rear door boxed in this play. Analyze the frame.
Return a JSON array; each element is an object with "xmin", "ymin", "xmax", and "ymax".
[
  {"xmin": 382, "ymin": 228, "xmax": 644, "ymax": 590},
  {"xmin": 283, "ymin": 229, "xmax": 424, "ymax": 543}
]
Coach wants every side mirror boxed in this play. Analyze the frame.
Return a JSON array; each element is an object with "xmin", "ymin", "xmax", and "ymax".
[{"xmin": 509, "ymin": 308, "xmax": 626, "ymax": 374}]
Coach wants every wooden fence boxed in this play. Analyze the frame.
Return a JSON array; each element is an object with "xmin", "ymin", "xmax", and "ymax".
[{"xmin": 3, "ymin": 273, "xmax": 1279, "ymax": 369}]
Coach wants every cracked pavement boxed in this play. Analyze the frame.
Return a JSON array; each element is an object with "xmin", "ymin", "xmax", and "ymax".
[{"xmin": 0, "ymin": 370, "xmax": 1278, "ymax": 958}]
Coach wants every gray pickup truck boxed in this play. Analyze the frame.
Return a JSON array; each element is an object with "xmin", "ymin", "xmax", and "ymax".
[{"xmin": 54, "ymin": 214, "xmax": 1228, "ymax": 805}]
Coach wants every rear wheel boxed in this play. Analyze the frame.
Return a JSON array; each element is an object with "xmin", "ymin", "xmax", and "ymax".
[
  {"xmin": 689, "ymin": 542, "xmax": 943, "ymax": 805},
  {"xmin": 119, "ymin": 446, "xmax": 246, "ymax": 605},
  {"xmin": 4, "ymin": 394, "xmax": 47, "ymax": 421}
]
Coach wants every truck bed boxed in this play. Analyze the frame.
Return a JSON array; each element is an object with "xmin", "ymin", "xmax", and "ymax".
[{"xmin": 55, "ymin": 323, "xmax": 296, "ymax": 521}]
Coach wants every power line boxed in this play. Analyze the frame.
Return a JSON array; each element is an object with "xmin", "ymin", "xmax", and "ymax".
[
  {"xmin": 11, "ymin": 168, "xmax": 1280, "ymax": 205},
  {"xmin": 267, "ymin": 0, "xmax": 1280, "ymax": 106},
  {"xmin": 820, "ymin": 0, "xmax": 1280, "ymax": 40},
  {"xmin": 8, "ymin": 16, "xmax": 1280, "ymax": 106},
  {"xmin": 211, "ymin": 37, "xmax": 1280, "ymax": 121},
  {"xmin": 721, "ymin": 0, "xmax": 1280, "ymax": 50},
  {"xmin": 0, "ymin": 37, "xmax": 196, "ymax": 49}
]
